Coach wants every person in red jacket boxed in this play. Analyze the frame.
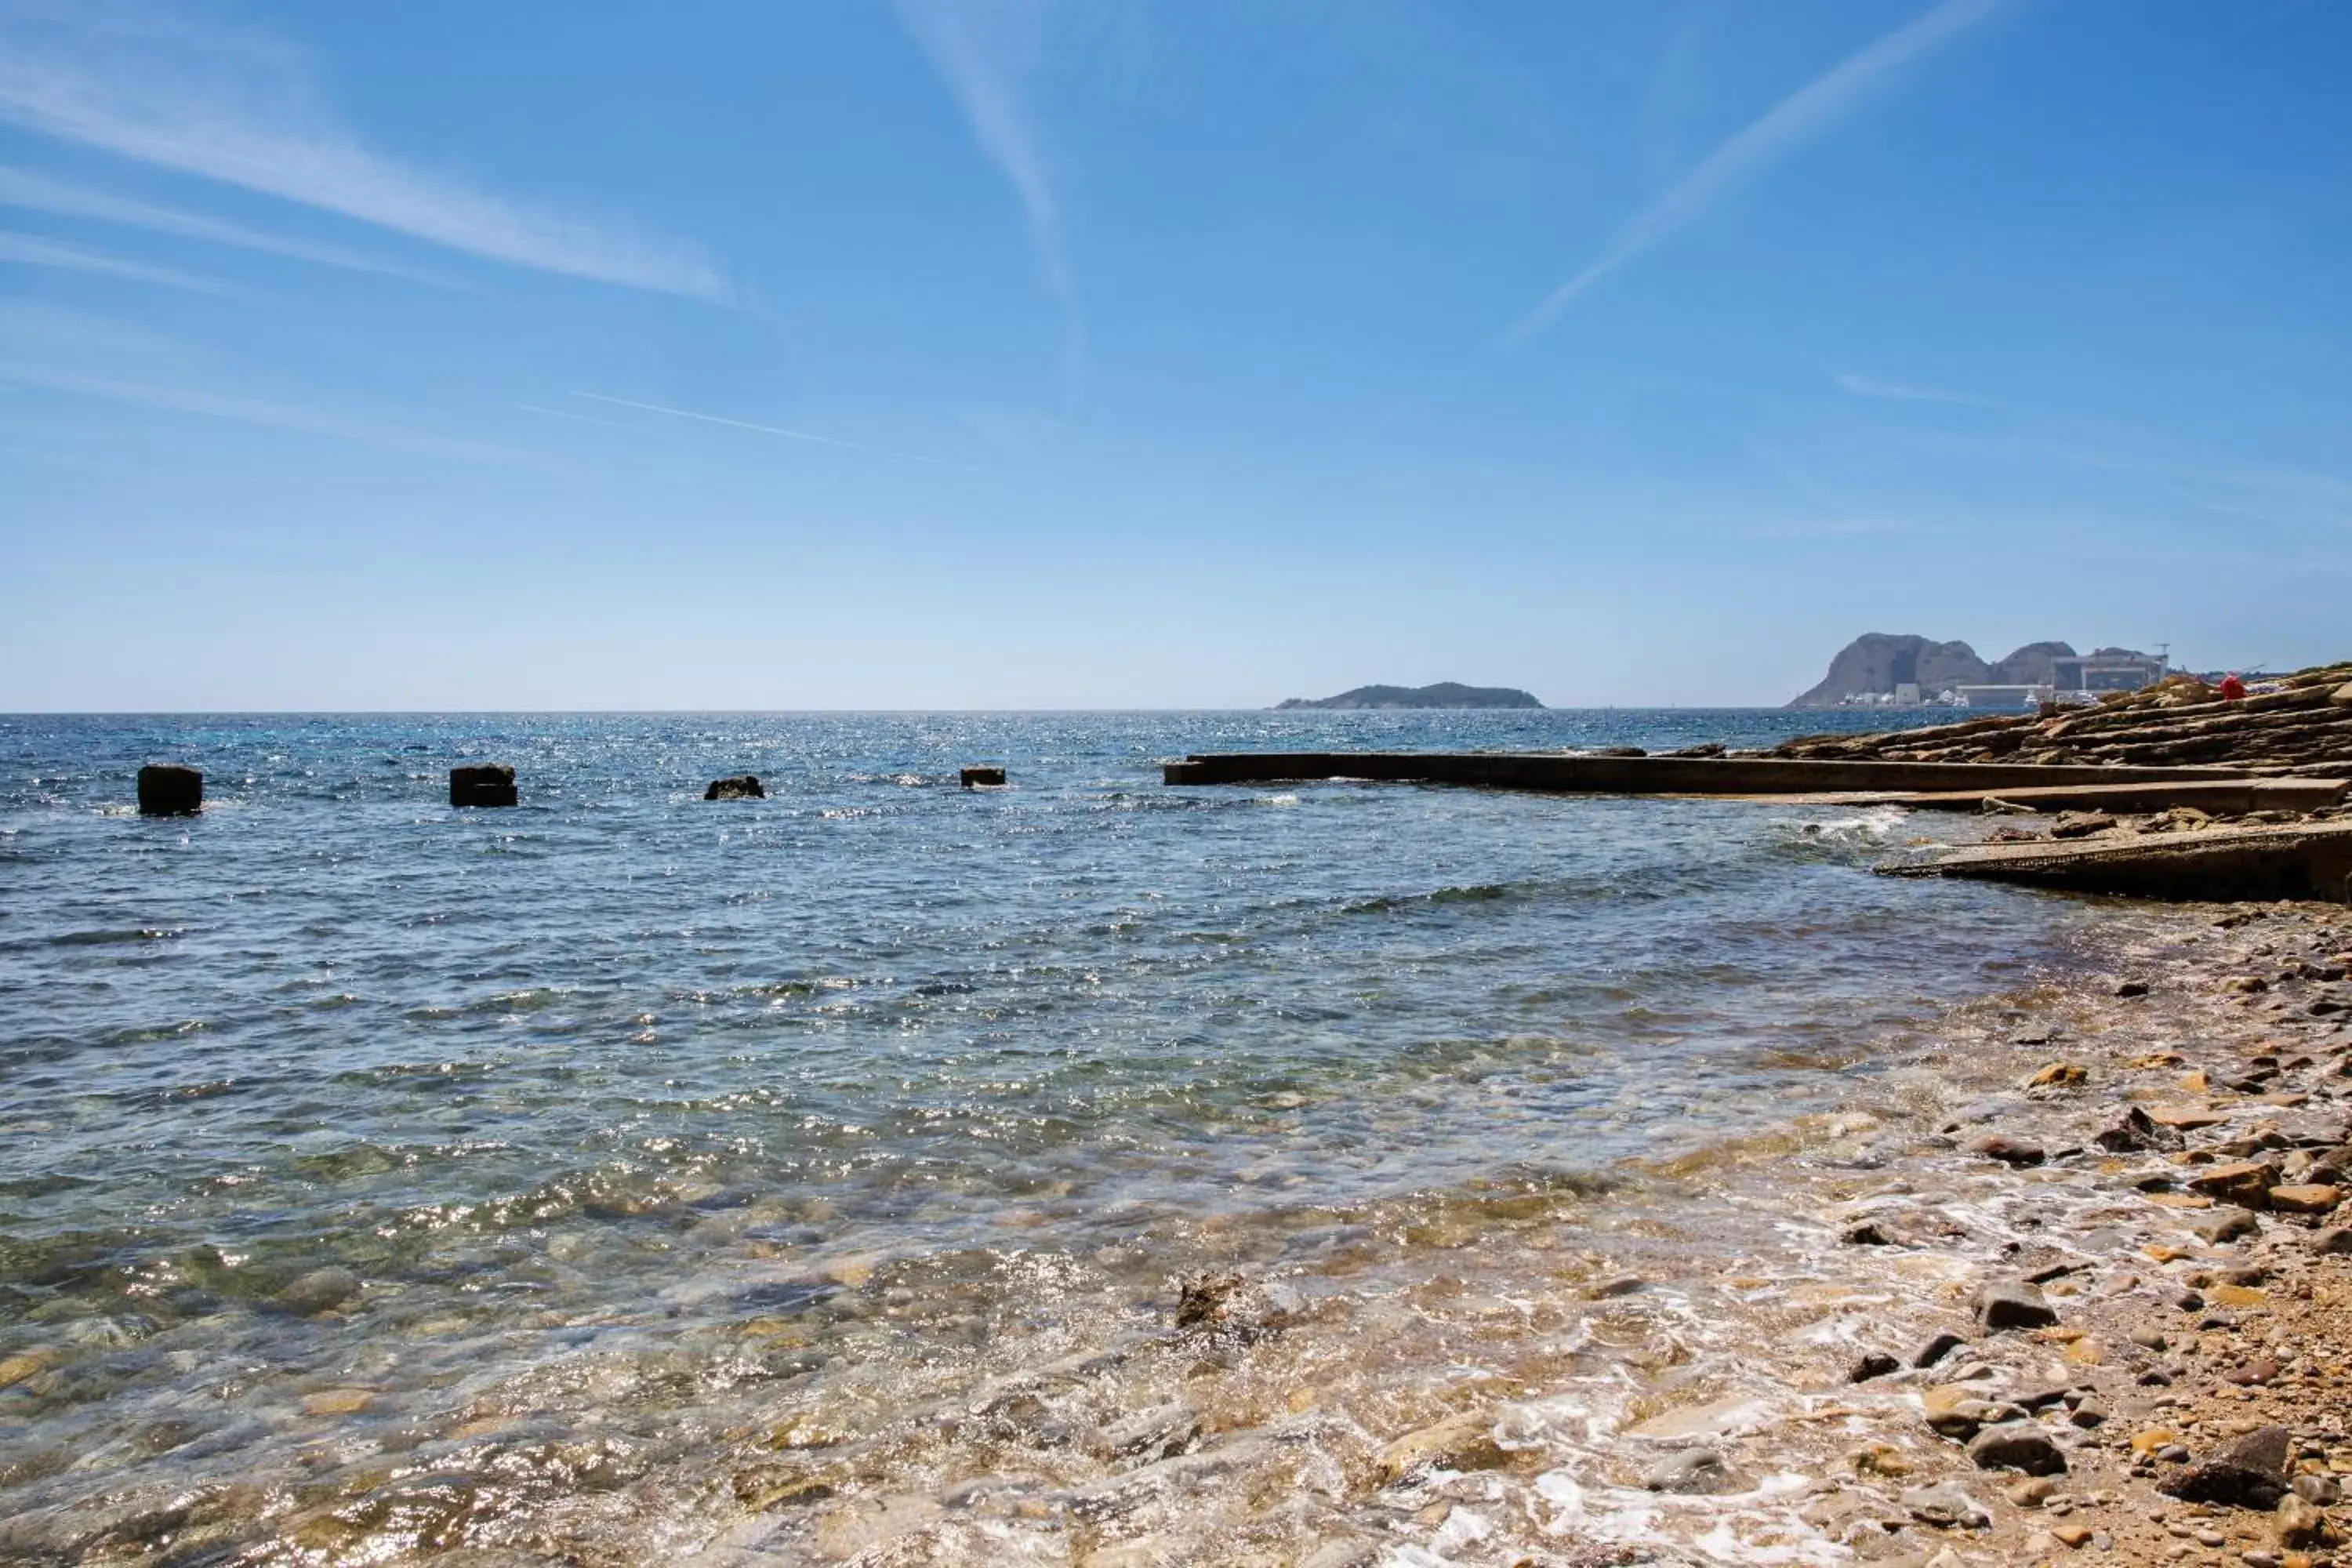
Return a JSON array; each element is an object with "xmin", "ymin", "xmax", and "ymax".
[{"xmin": 2219, "ymin": 673, "xmax": 2247, "ymax": 701}]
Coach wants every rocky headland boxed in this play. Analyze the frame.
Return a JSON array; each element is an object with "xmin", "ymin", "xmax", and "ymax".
[
  {"xmin": 1790, "ymin": 637, "xmax": 2159, "ymax": 709},
  {"xmin": 1276, "ymin": 683, "xmax": 1544, "ymax": 711}
]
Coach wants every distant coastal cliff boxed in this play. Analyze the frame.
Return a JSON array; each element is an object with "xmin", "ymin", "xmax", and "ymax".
[
  {"xmin": 1788, "ymin": 634, "xmax": 2168, "ymax": 708},
  {"xmin": 1276, "ymin": 682, "xmax": 1544, "ymax": 711}
]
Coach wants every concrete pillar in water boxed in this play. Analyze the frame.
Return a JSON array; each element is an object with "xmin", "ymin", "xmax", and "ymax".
[
  {"xmin": 960, "ymin": 766, "xmax": 1007, "ymax": 788},
  {"xmin": 449, "ymin": 764, "xmax": 517, "ymax": 808},
  {"xmin": 137, "ymin": 764, "xmax": 203, "ymax": 816},
  {"xmin": 705, "ymin": 775, "xmax": 764, "ymax": 800}
]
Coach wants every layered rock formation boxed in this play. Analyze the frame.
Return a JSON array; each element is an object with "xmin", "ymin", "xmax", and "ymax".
[{"xmin": 1771, "ymin": 662, "xmax": 2352, "ymax": 775}]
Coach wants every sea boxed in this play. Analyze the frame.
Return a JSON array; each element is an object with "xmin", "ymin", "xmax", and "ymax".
[{"xmin": 0, "ymin": 710, "xmax": 2093, "ymax": 1564}]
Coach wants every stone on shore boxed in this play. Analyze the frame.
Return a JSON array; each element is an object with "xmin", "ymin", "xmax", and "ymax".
[
  {"xmin": 2159, "ymin": 1425, "xmax": 2292, "ymax": 1508},
  {"xmin": 1968, "ymin": 1421, "xmax": 2068, "ymax": 1474},
  {"xmin": 2267, "ymin": 1183, "xmax": 2342, "ymax": 1214},
  {"xmin": 136, "ymin": 763, "xmax": 202, "ymax": 816},
  {"xmin": 1901, "ymin": 1482, "xmax": 1991, "ymax": 1529},
  {"xmin": 2052, "ymin": 811, "xmax": 2118, "ymax": 838},
  {"xmin": 2025, "ymin": 1062, "xmax": 2089, "ymax": 1090},
  {"xmin": 705, "ymin": 775, "xmax": 764, "ymax": 800},
  {"xmin": 1969, "ymin": 1134, "xmax": 2047, "ymax": 1166},
  {"xmin": 449, "ymin": 764, "xmax": 517, "ymax": 808},
  {"xmin": 2188, "ymin": 1160, "xmax": 2283, "ymax": 1209},
  {"xmin": 1975, "ymin": 1280, "xmax": 2059, "ymax": 1330}
]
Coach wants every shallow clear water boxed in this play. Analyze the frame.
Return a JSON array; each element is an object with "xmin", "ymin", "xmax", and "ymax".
[{"xmin": 0, "ymin": 710, "xmax": 2080, "ymax": 1560}]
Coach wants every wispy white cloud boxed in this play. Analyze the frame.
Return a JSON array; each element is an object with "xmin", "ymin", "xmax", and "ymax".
[
  {"xmin": 0, "ymin": 228, "xmax": 232, "ymax": 292},
  {"xmin": 1835, "ymin": 371, "xmax": 2004, "ymax": 408},
  {"xmin": 1504, "ymin": 0, "xmax": 2007, "ymax": 343},
  {"xmin": 894, "ymin": 0, "xmax": 1082, "ymax": 375},
  {"xmin": 0, "ymin": 2, "xmax": 727, "ymax": 300},
  {"xmin": 0, "ymin": 359, "xmax": 517, "ymax": 460},
  {"xmin": 0, "ymin": 163, "xmax": 451, "ymax": 284},
  {"xmin": 571, "ymin": 390, "xmax": 960, "ymax": 468}
]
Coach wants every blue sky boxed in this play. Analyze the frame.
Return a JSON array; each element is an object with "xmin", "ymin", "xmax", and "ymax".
[{"xmin": 2, "ymin": 0, "xmax": 2347, "ymax": 710}]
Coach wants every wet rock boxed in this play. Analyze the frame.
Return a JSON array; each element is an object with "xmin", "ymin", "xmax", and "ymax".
[
  {"xmin": 1974, "ymin": 1279, "xmax": 2059, "ymax": 1330},
  {"xmin": 1969, "ymin": 1134, "xmax": 2047, "ymax": 1167},
  {"xmin": 1969, "ymin": 1421, "xmax": 2068, "ymax": 1475},
  {"xmin": 2190, "ymin": 1160, "xmax": 2283, "ymax": 1209},
  {"xmin": 2008, "ymin": 1475, "xmax": 2060, "ymax": 1507},
  {"xmin": 2117, "ymin": 979, "xmax": 2151, "ymax": 997},
  {"xmin": 704, "ymin": 775, "xmax": 764, "ymax": 800},
  {"xmin": 1924, "ymin": 1386, "xmax": 2022, "ymax": 1440},
  {"xmin": 449, "ymin": 764, "xmax": 517, "ymax": 808},
  {"xmin": 1099, "ymin": 1401, "xmax": 1199, "ymax": 1461},
  {"xmin": 2268, "ymin": 1184, "xmax": 2343, "ymax": 1214},
  {"xmin": 2198, "ymin": 1209, "xmax": 2263, "ymax": 1244},
  {"xmin": 2026, "ymin": 1062, "xmax": 2090, "ymax": 1090},
  {"xmin": 2294, "ymin": 1474, "xmax": 2343, "ymax": 1507},
  {"xmin": 2096, "ymin": 1105, "xmax": 2183, "ymax": 1153},
  {"xmin": 1588, "ymin": 1274, "xmax": 1649, "ymax": 1298},
  {"xmin": 274, "ymin": 1267, "xmax": 361, "ymax": 1316},
  {"xmin": 1849, "ymin": 1351, "xmax": 1901, "ymax": 1383},
  {"xmin": 1901, "ymin": 1481, "xmax": 1991, "ymax": 1529},
  {"xmin": 1376, "ymin": 1410, "xmax": 1507, "ymax": 1483},
  {"xmin": 2068, "ymin": 1395, "xmax": 2108, "ymax": 1428},
  {"xmin": 1914, "ymin": 1331, "xmax": 1969, "ymax": 1369},
  {"xmin": 2160, "ymin": 1425, "xmax": 2292, "ymax": 1508},
  {"xmin": 1171, "ymin": 1272, "xmax": 1242, "ymax": 1330},
  {"xmin": 1850, "ymin": 1441, "xmax": 1916, "ymax": 1478},
  {"xmin": 2053, "ymin": 811, "xmax": 2118, "ymax": 839},
  {"xmin": 1842, "ymin": 1220, "xmax": 1893, "ymax": 1246},
  {"xmin": 136, "ymin": 764, "xmax": 202, "ymax": 817},
  {"xmin": 1640, "ymin": 1447, "xmax": 1733, "ymax": 1494}
]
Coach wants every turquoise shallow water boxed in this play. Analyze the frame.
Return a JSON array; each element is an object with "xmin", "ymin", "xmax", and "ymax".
[{"xmin": 0, "ymin": 710, "xmax": 2080, "ymax": 1559}]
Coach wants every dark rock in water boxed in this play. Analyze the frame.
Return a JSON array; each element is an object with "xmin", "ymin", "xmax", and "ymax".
[
  {"xmin": 1969, "ymin": 1421, "xmax": 2068, "ymax": 1475},
  {"xmin": 2095, "ymin": 1105, "xmax": 2182, "ymax": 1153},
  {"xmin": 137, "ymin": 764, "xmax": 202, "ymax": 817},
  {"xmin": 1842, "ymin": 1220, "xmax": 1893, "ymax": 1246},
  {"xmin": 1641, "ymin": 1448, "xmax": 1733, "ymax": 1494},
  {"xmin": 1173, "ymin": 1272, "xmax": 1243, "ymax": 1330},
  {"xmin": 1974, "ymin": 1280, "xmax": 2058, "ymax": 1330},
  {"xmin": 2159, "ymin": 1425, "xmax": 2292, "ymax": 1508},
  {"xmin": 706, "ymin": 775, "xmax": 764, "ymax": 800},
  {"xmin": 960, "ymin": 766, "xmax": 1007, "ymax": 788},
  {"xmin": 275, "ymin": 1266, "xmax": 361, "ymax": 1316},
  {"xmin": 2114, "ymin": 979, "xmax": 2151, "ymax": 998},
  {"xmin": 1969, "ymin": 1134, "xmax": 2046, "ymax": 1167},
  {"xmin": 449, "ymin": 764, "xmax": 517, "ymax": 808},
  {"xmin": 1849, "ymin": 1351, "xmax": 1901, "ymax": 1383},
  {"xmin": 1914, "ymin": 1331, "xmax": 1968, "ymax": 1368}
]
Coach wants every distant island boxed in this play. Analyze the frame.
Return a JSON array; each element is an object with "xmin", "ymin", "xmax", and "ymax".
[
  {"xmin": 1788, "ymin": 633, "xmax": 2171, "ymax": 707},
  {"xmin": 1276, "ymin": 682, "xmax": 1544, "ymax": 710}
]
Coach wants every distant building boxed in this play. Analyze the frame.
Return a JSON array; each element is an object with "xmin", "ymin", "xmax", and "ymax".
[
  {"xmin": 2051, "ymin": 648, "xmax": 2169, "ymax": 693},
  {"xmin": 1953, "ymin": 684, "xmax": 2054, "ymax": 710},
  {"xmin": 1893, "ymin": 682, "xmax": 1922, "ymax": 705}
]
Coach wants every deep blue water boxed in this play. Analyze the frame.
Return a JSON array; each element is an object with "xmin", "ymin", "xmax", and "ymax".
[{"xmin": 0, "ymin": 709, "xmax": 2074, "ymax": 1556}]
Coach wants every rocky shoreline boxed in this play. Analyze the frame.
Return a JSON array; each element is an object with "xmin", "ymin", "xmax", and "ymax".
[{"xmin": 1333, "ymin": 897, "xmax": 2352, "ymax": 1568}]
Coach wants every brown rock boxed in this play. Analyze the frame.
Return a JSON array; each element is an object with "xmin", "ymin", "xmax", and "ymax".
[
  {"xmin": 1377, "ymin": 1411, "xmax": 1508, "ymax": 1483},
  {"xmin": 2189, "ymin": 1160, "xmax": 2283, "ymax": 1209},
  {"xmin": 2026, "ymin": 1062, "xmax": 2089, "ymax": 1090},
  {"xmin": 2268, "ymin": 1184, "xmax": 2343, "ymax": 1214},
  {"xmin": 2052, "ymin": 811, "xmax": 2118, "ymax": 839}
]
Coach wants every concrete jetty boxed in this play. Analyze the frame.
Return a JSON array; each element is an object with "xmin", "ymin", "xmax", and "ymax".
[
  {"xmin": 1882, "ymin": 819, "xmax": 2352, "ymax": 902},
  {"xmin": 1160, "ymin": 752, "xmax": 2263, "ymax": 797},
  {"xmin": 137, "ymin": 764, "xmax": 203, "ymax": 816},
  {"xmin": 449, "ymin": 764, "xmax": 517, "ymax": 808}
]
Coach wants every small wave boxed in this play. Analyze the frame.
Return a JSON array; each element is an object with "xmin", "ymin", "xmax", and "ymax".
[{"xmin": 48, "ymin": 926, "xmax": 185, "ymax": 948}]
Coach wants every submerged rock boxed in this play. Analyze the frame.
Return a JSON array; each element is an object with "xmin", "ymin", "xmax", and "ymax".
[
  {"xmin": 1640, "ymin": 1447, "xmax": 1732, "ymax": 1494},
  {"xmin": 274, "ymin": 1267, "xmax": 361, "ymax": 1316},
  {"xmin": 705, "ymin": 775, "xmax": 764, "ymax": 800},
  {"xmin": 1376, "ymin": 1410, "xmax": 1507, "ymax": 1483}
]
